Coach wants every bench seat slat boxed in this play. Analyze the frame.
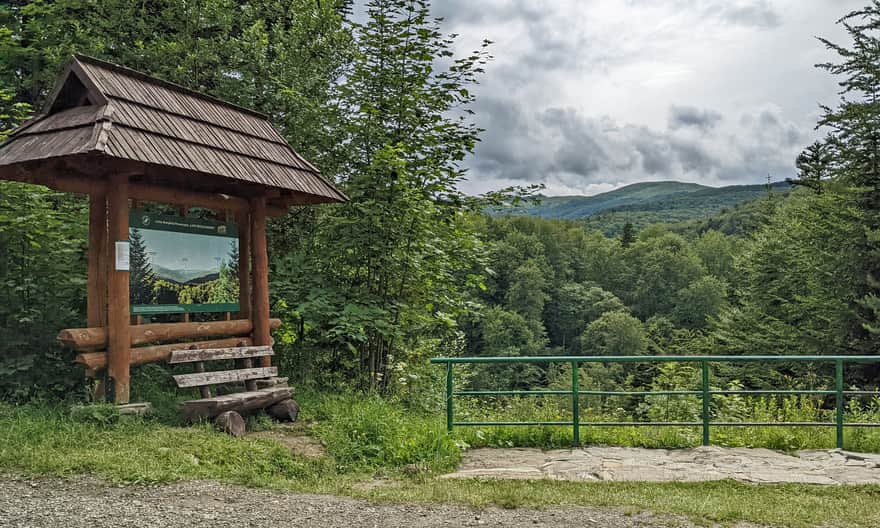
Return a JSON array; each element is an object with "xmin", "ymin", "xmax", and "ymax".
[
  {"xmin": 181, "ymin": 387, "xmax": 293, "ymax": 421},
  {"xmin": 169, "ymin": 345, "xmax": 274, "ymax": 364},
  {"xmin": 173, "ymin": 366, "xmax": 277, "ymax": 388}
]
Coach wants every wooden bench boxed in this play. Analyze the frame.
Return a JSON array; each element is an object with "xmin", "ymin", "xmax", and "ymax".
[{"xmin": 170, "ymin": 344, "xmax": 296, "ymax": 433}]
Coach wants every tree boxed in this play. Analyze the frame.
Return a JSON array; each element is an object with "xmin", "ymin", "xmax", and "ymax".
[
  {"xmin": 545, "ymin": 283, "xmax": 625, "ymax": 353},
  {"xmin": 208, "ymin": 242, "xmax": 240, "ymax": 304},
  {"xmin": 692, "ymin": 230, "xmax": 738, "ymax": 280},
  {"xmin": 579, "ymin": 310, "xmax": 648, "ymax": 357},
  {"xmin": 788, "ymin": 140, "xmax": 833, "ymax": 194},
  {"xmin": 505, "ymin": 259, "xmax": 548, "ymax": 323},
  {"xmin": 272, "ymin": 0, "xmax": 493, "ymax": 389},
  {"xmin": 814, "ymin": 2, "xmax": 880, "ymax": 338},
  {"xmin": 619, "ymin": 222, "xmax": 635, "ymax": 248},
  {"xmin": 470, "ymin": 306, "xmax": 545, "ymax": 389},
  {"xmin": 711, "ymin": 189, "xmax": 865, "ymax": 359},
  {"xmin": 672, "ymin": 275, "xmax": 728, "ymax": 329},
  {"xmin": 623, "ymin": 231, "xmax": 705, "ymax": 319},
  {"xmin": 0, "ymin": 182, "xmax": 87, "ymax": 400},
  {"xmin": 128, "ymin": 228, "xmax": 156, "ymax": 305}
]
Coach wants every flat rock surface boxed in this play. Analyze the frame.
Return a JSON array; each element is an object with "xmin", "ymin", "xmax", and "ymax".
[
  {"xmin": 446, "ymin": 446, "xmax": 880, "ymax": 484},
  {"xmin": 0, "ymin": 475, "xmax": 759, "ymax": 528}
]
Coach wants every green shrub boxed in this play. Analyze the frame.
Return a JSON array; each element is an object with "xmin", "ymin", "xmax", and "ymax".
[{"xmin": 309, "ymin": 393, "xmax": 460, "ymax": 472}]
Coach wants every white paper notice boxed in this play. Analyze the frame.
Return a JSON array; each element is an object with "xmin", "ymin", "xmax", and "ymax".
[{"xmin": 115, "ymin": 240, "xmax": 130, "ymax": 271}]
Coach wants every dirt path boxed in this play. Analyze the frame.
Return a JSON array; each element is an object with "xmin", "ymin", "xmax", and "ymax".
[{"xmin": 0, "ymin": 475, "xmax": 756, "ymax": 528}]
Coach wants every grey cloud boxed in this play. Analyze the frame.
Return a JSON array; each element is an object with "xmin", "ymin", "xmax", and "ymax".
[
  {"xmin": 716, "ymin": 1, "xmax": 782, "ymax": 29},
  {"xmin": 431, "ymin": 0, "xmax": 545, "ymax": 26},
  {"xmin": 629, "ymin": 0, "xmax": 782, "ymax": 29},
  {"xmin": 669, "ymin": 105, "xmax": 723, "ymax": 131},
  {"xmin": 468, "ymin": 97, "xmax": 803, "ymax": 190}
]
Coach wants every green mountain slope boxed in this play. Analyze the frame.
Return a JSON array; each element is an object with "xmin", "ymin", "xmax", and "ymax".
[
  {"xmin": 513, "ymin": 181, "xmax": 709, "ymax": 220},
  {"xmin": 582, "ymin": 182, "xmax": 790, "ymax": 235},
  {"xmin": 496, "ymin": 180, "xmax": 790, "ymax": 236}
]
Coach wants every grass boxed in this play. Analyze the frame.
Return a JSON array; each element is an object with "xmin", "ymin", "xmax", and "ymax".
[
  {"xmin": 2, "ymin": 396, "xmax": 880, "ymax": 528},
  {"xmin": 451, "ymin": 394, "xmax": 880, "ymax": 453}
]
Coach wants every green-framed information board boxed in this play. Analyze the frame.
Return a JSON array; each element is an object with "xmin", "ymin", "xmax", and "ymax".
[{"xmin": 129, "ymin": 210, "xmax": 240, "ymax": 315}]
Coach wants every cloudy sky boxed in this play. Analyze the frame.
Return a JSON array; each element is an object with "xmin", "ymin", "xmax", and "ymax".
[{"xmin": 422, "ymin": 0, "xmax": 865, "ymax": 196}]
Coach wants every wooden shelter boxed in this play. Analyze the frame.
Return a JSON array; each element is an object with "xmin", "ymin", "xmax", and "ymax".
[{"xmin": 0, "ymin": 55, "xmax": 345, "ymax": 404}]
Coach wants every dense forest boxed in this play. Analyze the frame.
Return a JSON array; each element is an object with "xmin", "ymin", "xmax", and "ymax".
[{"xmin": 3, "ymin": 0, "xmax": 880, "ymax": 420}]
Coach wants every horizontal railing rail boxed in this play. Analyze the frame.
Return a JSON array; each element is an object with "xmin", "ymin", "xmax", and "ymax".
[{"xmin": 430, "ymin": 355, "xmax": 880, "ymax": 448}]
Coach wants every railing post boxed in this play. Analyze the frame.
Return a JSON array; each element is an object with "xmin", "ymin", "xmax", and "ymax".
[
  {"xmin": 446, "ymin": 362, "xmax": 454, "ymax": 433},
  {"xmin": 701, "ymin": 361, "xmax": 710, "ymax": 446},
  {"xmin": 836, "ymin": 359, "xmax": 844, "ymax": 449},
  {"xmin": 572, "ymin": 361, "xmax": 580, "ymax": 447}
]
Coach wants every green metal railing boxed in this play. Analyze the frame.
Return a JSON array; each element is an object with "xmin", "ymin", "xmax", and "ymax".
[{"xmin": 430, "ymin": 355, "xmax": 880, "ymax": 448}]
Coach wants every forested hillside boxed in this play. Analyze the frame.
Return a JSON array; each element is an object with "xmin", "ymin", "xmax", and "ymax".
[
  {"xmin": 509, "ymin": 181, "xmax": 709, "ymax": 219},
  {"xmin": 2, "ymin": 0, "xmax": 880, "ymax": 424},
  {"xmin": 500, "ymin": 181, "xmax": 790, "ymax": 236}
]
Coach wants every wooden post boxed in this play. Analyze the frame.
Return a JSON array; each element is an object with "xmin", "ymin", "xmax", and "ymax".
[
  {"xmin": 87, "ymin": 192, "xmax": 108, "ymax": 400},
  {"xmin": 178, "ymin": 206, "xmax": 190, "ymax": 323},
  {"xmin": 87, "ymin": 192, "xmax": 108, "ymax": 327},
  {"xmin": 250, "ymin": 197, "xmax": 271, "ymax": 368},
  {"xmin": 107, "ymin": 174, "xmax": 131, "ymax": 404},
  {"xmin": 237, "ymin": 210, "xmax": 251, "ymax": 320}
]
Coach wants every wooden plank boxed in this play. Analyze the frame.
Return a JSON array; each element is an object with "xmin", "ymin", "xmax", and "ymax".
[
  {"xmin": 169, "ymin": 345, "xmax": 273, "ymax": 364},
  {"xmin": 106, "ymin": 173, "xmax": 130, "ymax": 404},
  {"xmin": 251, "ymin": 196, "xmax": 271, "ymax": 368},
  {"xmin": 173, "ymin": 367, "xmax": 277, "ymax": 388},
  {"xmin": 58, "ymin": 318, "xmax": 281, "ymax": 351},
  {"xmin": 181, "ymin": 387, "xmax": 292, "ymax": 421},
  {"xmin": 76, "ymin": 337, "xmax": 253, "ymax": 371}
]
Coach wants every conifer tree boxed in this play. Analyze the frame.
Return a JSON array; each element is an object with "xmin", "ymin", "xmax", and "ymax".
[
  {"xmin": 816, "ymin": 1, "xmax": 880, "ymax": 337},
  {"xmin": 128, "ymin": 228, "xmax": 156, "ymax": 305},
  {"xmin": 619, "ymin": 222, "xmax": 636, "ymax": 248}
]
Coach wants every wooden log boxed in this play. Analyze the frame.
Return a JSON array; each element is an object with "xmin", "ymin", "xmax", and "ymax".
[
  {"xmin": 106, "ymin": 173, "xmax": 130, "ymax": 404},
  {"xmin": 251, "ymin": 196, "xmax": 271, "ymax": 368},
  {"xmin": 87, "ymin": 192, "xmax": 108, "ymax": 328},
  {"xmin": 182, "ymin": 387, "xmax": 292, "ymax": 421},
  {"xmin": 76, "ymin": 337, "xmax": 254, "ymax": 371},
  {"xmin": 87, "ymin": 191, "xmax": 108, "ymax": 401},
  {"xmin": 173, "ymin": 367, "xmax": 277, "ymax": 388},
  {"xmin": 214, "ymin": 411, "xmax": 245, "ymax": 437},
  {"xmin": 169, "ymin": 345, "xmax": 273, "ymax": 364},
  {"xmin": 28, "ymin": 172, "xmax": 252, "ymax": 213},
  {"xmin": 267, "ymin": 399, "xmax": 299, "ymax": 423},
  {"xmin": 194, "ymin": 361, "xmax": 212, "ymax": 399},
  {"xmin": 242, "ymin": 358, "xmax": 258, "ymax": 391},
  {"xmin": 58, "ymin": 318, "xmax": 281, "ymax": 350}
]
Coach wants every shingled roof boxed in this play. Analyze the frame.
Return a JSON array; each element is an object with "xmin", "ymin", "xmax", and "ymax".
[{"xmin": 0, "ymin": 55, "xmax": 346, "ymax": 204}]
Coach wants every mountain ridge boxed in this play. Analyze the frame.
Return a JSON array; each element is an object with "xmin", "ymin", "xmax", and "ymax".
[{"xmin": 498, "ymin": 180, "xmax": 788, "ymax": 223}]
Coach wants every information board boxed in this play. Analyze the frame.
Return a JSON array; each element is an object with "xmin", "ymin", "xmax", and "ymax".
[{"xmin": 128, "ymin": 210, "xmax": 240, "ymax": 315}]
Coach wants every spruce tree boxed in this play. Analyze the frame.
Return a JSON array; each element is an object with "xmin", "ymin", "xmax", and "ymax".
[
  {"xmin": 129, "ymin": 228, "xmax": 156, "ymax": 305},
  {"xmin": 788, "ymin": 140, "xmax": 833, "ymax": 194},
  {"xmin": 620, "ymin": 222, "xmax": 635, "ymax": 248},
  {"xmin": 816, "ymin": 2, "xmax": 880, "ymax": 337}
]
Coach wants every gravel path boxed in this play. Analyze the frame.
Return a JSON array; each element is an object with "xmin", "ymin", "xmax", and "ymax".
[{"xmin": 0, "ymin": 475, "xmax": 757, "ymax": 528}]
